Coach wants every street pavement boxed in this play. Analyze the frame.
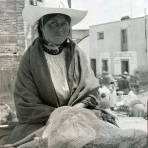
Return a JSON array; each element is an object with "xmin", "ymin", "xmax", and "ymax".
[
  {"xmin": 117, "ymin": 117, "xmax": 147, "ymax": 132},
  {"xmin": 116, "ymin": 89, "xmax": 148, "ymax": 133}
]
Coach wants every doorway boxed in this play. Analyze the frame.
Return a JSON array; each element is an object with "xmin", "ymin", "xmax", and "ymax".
[
  {"xmin": 102, "ymin": 59, "xmax": 108, "ymax": 72},
  {"xmin": 90, "ymin": 59, "xmax": 96, "ymax": 76},
  {"xmin": 121, "ymin": 60, "xmax": 129, "ymax": 74}
]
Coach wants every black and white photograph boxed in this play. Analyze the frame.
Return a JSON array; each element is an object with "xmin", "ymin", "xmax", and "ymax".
[{"xmin": 0, "ymin": 0, "xmax": 148, "ymax": 147}]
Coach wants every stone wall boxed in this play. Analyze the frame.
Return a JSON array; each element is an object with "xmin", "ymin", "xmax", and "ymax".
[
  {"xmin": 0, "ymin": 54, "xmax": 21, "ymax": 109},
  {"xmin": 0, "ymin": 0, "xmax": 25, "ymax": 68},
  {"xmin": 0, "ymin": 0, "xmax": 25, "ymax": 54},
  {"xmin": 0, "ymin": 0, "xmax": 25, "ymax": 108}
]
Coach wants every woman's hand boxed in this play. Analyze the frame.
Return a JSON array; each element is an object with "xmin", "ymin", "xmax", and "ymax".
[{"xmin": 73, "ymin": 103, "xmax": 86, "ymax": 108}]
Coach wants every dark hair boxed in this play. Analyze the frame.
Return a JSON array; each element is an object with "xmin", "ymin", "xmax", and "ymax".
[{"xmin": 37, "ymin": 13, "xmax": 71, "ymax": 38}]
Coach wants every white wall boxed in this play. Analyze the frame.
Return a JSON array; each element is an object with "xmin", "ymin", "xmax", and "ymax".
[{"xmin": 89, "ymin": 16, "xmax": 148, "ymax": 75}]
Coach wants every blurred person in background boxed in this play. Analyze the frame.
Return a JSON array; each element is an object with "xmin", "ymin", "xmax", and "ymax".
[
  {"xmin": 99, "ymin": 74, "xmax": 117, "ymax": 110},
  {"xmin": 117, "ymin": 72, "xmax": 131, "ymax": 95}
]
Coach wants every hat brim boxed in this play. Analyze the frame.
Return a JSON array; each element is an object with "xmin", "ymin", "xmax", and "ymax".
[{"xmin": 22, "ymin": 5, "xmax": 87, "ymax": 26}]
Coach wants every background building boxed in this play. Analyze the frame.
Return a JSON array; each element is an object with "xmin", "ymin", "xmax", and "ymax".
[
  {"xmin": 72, "ymin": 29, "xmax": 90, "ymax": 61},
  {"xmin": 89, "ymin": 16, "xmax": 148, "ymax": 76}
]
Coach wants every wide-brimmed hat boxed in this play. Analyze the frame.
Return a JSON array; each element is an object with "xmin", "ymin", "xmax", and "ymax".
[{"xmin": 22, "ymin": 0, "xmax": 87, "ymax": 26}]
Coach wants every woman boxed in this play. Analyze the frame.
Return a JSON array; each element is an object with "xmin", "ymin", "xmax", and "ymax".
[
  {"xmin": 3, "ymin": 1, "xmax": 147, "ymax": 148},
  {"xmin": 7, "ymin": 0, "xmax": 100, "ymax": 144}
]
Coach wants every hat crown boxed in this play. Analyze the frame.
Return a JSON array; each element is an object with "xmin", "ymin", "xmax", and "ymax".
[
  {"xmin": 36, "ymin": 0, "xmax": 69, "ymax": 8},
  {"xmin": 23, "ymin": 0, "xmax": 87, "ymax": 26}
]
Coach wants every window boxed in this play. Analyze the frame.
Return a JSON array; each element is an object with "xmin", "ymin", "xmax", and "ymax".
[
  {"xmin": 121, "ymin": 60, "xmax": 129, "ymax": 74},
  {"xmin": 97, "ymin": 32, "xmax": 104, "ymax": 40},
  {"xmin": 30, "ymin": 0, "xmax": 42, "ymax": 5},
  {"xmin": 90, "ymin": 59, "xmax": 96, "ymax": 76},
  {"xmin": 102, "ymin": 59, "xmax": 108, "ymax": 72},
  {"xmin": 30, "ymin": 0, "xmax": 37, "ymax": 5},
  {"xmin": 121, "ymin": 29, "xmax": 128, "ymax": 51}
]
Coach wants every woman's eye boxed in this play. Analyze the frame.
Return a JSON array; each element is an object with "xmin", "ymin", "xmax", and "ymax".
[
  {"xmin": 47, "ymin": 22, "xmax": 57, "ymax": 27},
  {"xmin": 51, "ymin": 22, "xmax": 57, "ymax": 25},
  {"xmin": 46, "ymin": 21, "xmax": 69, "ymax": 28},
  {"xmin": 62, "ymin": 22, "xmax": 68, "ymax": 27}
]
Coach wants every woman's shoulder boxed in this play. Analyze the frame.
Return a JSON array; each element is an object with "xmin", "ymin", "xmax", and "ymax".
[
  {"xmin": 74, "ymin": 45, "xmax": 88, "ymax": 62},
  {"xmin": 23, "ymin": 38, "xmax": 40, "ymax": 57},
  {"xmin": 19, "ymin": 38, "xmax": 39, "ymax": 67},
  {"xmin": 72, "ymin": 41, "xmax": 86, "ymax": 56}
]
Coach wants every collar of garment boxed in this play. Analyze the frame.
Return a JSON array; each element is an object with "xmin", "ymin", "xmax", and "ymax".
[{"xmin": 40, "ymin": 38, "xmax": 69, "ymax": 55}]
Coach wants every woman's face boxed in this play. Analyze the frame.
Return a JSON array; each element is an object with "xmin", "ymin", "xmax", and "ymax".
[{"xmin": 41, "ymin": 14, "xmax": 70, "ymax": 45}]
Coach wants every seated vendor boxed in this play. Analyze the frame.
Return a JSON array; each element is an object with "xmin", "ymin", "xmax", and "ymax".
[{"xmin": 6, "ymin": 0, "xmax": 100, "ymax": 145}]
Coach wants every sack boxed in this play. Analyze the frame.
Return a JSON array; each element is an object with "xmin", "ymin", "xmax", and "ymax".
[{"xmin": 42, "ymin": 106, "xmax": 97, "ymax": 148}]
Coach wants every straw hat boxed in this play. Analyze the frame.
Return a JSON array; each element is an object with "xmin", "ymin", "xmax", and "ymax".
[{"xmin": 22, "ymin": 0, "xmax": 87, "ymax": 26}]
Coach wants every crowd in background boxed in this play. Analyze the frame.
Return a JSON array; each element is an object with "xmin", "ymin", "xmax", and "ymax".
[{"xmin": 97, "ymin": 71, "xmax": 147, "ymax": 118}]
